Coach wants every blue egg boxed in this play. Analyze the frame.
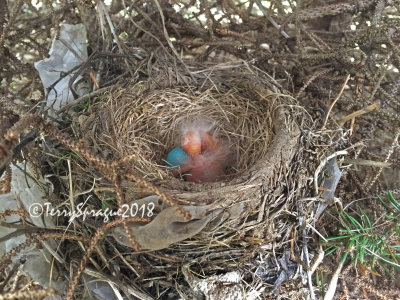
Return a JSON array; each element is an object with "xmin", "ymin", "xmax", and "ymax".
[{"xmin": 166, "ymin": 147, "xmax": 189, "ymax": 168}]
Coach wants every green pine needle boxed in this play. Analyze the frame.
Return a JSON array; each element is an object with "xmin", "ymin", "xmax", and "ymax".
[{"xmin": 322, "ymin": 191, "xmax": 400, "ymax": 279}]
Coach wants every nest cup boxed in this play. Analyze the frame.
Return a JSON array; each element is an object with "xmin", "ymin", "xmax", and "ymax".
[{"xmin": 80, "ymin": 66, "xmax": 300, "ymax": 207}]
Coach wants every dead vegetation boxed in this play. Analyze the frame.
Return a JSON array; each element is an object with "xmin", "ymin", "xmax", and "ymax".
[{"xmin": 0, "ymin": 0, "xmax": 400, "ymax": 299}]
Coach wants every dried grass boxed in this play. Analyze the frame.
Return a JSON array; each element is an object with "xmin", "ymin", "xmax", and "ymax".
[{"xmin": 78, "ymin": 64, "xmax": 292, "ymax": 191}]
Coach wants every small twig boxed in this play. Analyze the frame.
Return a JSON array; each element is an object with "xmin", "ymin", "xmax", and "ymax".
[
  {"xmin": 361, "ymin": 287, "xmax": 369, "ymax": 300},
  {"xmin": 301, "ymin": 25, "xmax": 331, "ymax": 51},
  {"xmin": 67, "ymin": 159, "xmax": 76, "ymax": 217},
  {"xmin": 299, "ymin": 216, "xmax": 316, "ymax": 300},
  {"xmin": 99, "ymin": 1, "xmax": 134, "ymax": 77},
  {"xmin": 349, "ymin": 117, "xmax": 355, "ymax": 136},
  {"xmin": 324, "ymin": 258, "xmax": 345, "ymax": 300},
  {"xmin": 0, "ymin": 130, "xmax": 37, "ymax": 178},
  {"xmin": 309, "ymin": 247, "xmax": 325, "ymax": 274},
  {"xmin": 343, "ymin": 158, "xmax": 391, "ymax": 168},
  {"xmin": 366, "ymin": 127, "xmax": 400, "ymax": 191},
  {"xmin": 100, "ymin": 70, "xmax": 129, "ymax": 87},
  {"xmin": 0, "ymin": 258, "xmax": 25, "ymax": 292},
  {"xmin": 295, "ymin": 68, "xmax": 333, "ymax": 99},
  {"xmin": 322, "ymin": 74, "xmax": 350, "ymax": 129},
  {"xmin": 153, "ymin": 0, "xmax": 196, "ymax": 82},
  {"xmin": 363, "ymin": 245, "xmax": 400, "ymax": 268},
  {"xmin": 38, "ymin": 64, "xmax": 82, "ymax": 114},
  {"xmin": 64, "ymin": 217, "xmax": 149, "ymax": 300},
  {"xmin": 307, "ymin": 223, "xmax": 328, "ymax": 243},
  {"xmin": 0, "ymin": 287, "xmax": 57, "ymax": 299},
  {"xmin": 0, "ymin": 0, "xmax": 24, "ymax": 47},
  {"xmin": 56, "ymin": 85, "xmax": 114, "ymax": 114},
  {"xmin": 253, "ymin": 0, "xmax": 289, "ymax": 38},
  {"xmin": 337, "ymin": 102, "xmax": 380, "ymax": 125},
  {"xmin": 67, "ymin": 50, "xmax": 98, "ymax": 100}
]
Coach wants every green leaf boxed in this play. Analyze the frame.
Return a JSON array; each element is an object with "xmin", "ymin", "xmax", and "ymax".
[
  {"xmin": 325, "ymin": 235, "xmax": 350, "ymax": 241},
  {"xmin": 343, "ymin": 211, "xmax": 365, "ymax": 232},
  {"xmin": 349, "ymin": 233, "xmax": 363, "ymax": 241},
  {"xmin": 378, "ymin": 260, "xmax": 395, "ymax": 279},
  {"xmin": 316, "ymin": 272, "xmax": 325, "ymax": 297},
  {"xmin": 386, "ymin": 214, "xmax": 400, "ymax": 220},
  {"xmin": 339, "ymin": 212, "xmax": 353, "ymax": 229},
  {"xmin": 360, "ymin": 207, "xmax": 373, "ymax": 233},
  {"xmin": 377, "ymin": 195, "xmax": 393, "ymax": 213},
  {"xmin": 395, "ymin": 223, "xmax": 400, "ymax": 236},
  {"xmin": 354, "ymin": 250, "xmax": 359, "ymax": 268},
  {"xmin": 359, "ymin": 246, "xmax": 365, "ymax": 264},
  {"xmin": 325, "ymin": 247, "xmax": 338, "ymax": 256},
  {"xmin": 386, "ymin": 191, "xmax": 400, "ymax": 211},
  {"xmin": 341, "ymin": 251, "xmax": 350, "ymax": 264}
]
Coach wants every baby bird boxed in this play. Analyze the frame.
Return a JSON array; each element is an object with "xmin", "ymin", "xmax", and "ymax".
[
  {"xmin": 168, "ymin": 120, "xmax": 229, "ymax": 183},
  {"xmin": 181, "ymin": 130, "xmax": 202, "ymax": 157},
  {"xmin": 185, "ymin": 149, "xmax": 226, "ymax": 183}
]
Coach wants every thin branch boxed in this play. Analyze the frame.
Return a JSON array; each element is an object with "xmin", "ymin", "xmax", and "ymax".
[{"xmin": 322, "ymin": 74, "xmax": 350, "ymax": 129}]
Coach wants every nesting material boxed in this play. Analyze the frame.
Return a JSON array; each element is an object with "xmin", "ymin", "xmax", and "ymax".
[
  {"xmin": 83, "ymin": 81, "xmax": 278, "ymax": 186},
  {"xmin": 78, "ymin": 65, "xmax": 301, "ymax": 211},
  {"xmin": 74, "ymin": 65, "xmax": 302, "ymax": 252}
]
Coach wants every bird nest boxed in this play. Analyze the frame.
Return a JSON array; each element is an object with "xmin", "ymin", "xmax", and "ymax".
[
  {"xmin": 78, "ymin": 65, "xmax": 300, "ymax": 194},
  {"xmin": 70, "ymin": 63, "xmax": 304, "ymax": 253}
]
